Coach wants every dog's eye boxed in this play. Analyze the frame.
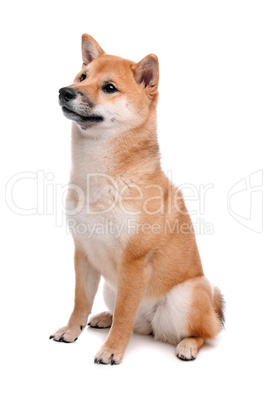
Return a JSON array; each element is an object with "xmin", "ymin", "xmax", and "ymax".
[
  {"xmin": 102, "ymin": 83, "xmax": 118, "ymax": 94},
  {"xmin": 80, "ymin": 74, "xmax": 87, "ymax": 82}
]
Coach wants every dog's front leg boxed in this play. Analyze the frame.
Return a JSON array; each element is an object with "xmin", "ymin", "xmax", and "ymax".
[
  {"xmin": 94, "ymin": 257, "xmax": 150, "ymax": 365},
  {"xmin": 50, "ymin": 244, "xmax": 100, "ymax": 343}
]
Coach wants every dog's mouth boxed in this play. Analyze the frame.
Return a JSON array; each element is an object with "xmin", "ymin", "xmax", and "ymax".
[{"xmin": 62, "ymin": 106, "xmax": 104, "ymax": 125}]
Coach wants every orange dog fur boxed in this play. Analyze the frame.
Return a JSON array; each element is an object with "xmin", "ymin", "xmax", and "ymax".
[{"xmin": 50, "ymin": 34, "xmax": 224, "ymax": 364}]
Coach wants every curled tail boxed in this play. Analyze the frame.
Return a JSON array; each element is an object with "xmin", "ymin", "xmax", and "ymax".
[{"xmin": 213, "ymin": 286, "xmax": 225, "ymax": 328}]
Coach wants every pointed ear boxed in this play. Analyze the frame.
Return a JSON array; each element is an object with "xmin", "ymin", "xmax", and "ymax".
[
  {"xmin": 133, "ymin": 54, "xmax": 159, "ymax": 96},
  {"xmin": 81, "ymin": 34, "xmax": 105, "ymax": 66}
]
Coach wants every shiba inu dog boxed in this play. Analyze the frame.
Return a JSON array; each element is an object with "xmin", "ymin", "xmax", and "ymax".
[{"xmin": 50, "ymin": 34, "xmax": 224, "ymax": 364}]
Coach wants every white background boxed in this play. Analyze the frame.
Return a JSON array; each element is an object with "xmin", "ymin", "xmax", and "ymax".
[{"xmin": 1, "ymin": 1, "xmax": 267, "ymax": 401}]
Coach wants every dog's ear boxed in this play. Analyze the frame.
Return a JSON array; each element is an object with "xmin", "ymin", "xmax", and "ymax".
[
  {"xmin": 133, "ymin": 54, "xmax": 159, "ymax": 97},
  {"xmin": 81, "ymin": 34, "xmax": 105, "ymax": 66}
]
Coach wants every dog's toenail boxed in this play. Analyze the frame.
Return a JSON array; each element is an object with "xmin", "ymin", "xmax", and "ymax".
[{"xmin": 80, "ymin": 325, "xmax": 83, "ymax": 330}]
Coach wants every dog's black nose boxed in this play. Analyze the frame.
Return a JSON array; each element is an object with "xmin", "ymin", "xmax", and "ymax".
[{"xmin": 59, "ymin": 87, "xmax": 77, "ymax": 102}]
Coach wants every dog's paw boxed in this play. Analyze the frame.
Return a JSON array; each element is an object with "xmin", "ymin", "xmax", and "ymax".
[
  {"xmin": 176, "ymin": 339, "xmax": 198, "ymax": 361},
  {"xmin": 94, "ymin": 345, "xmax": 123, "ymax": 365},
  {"xmin": 49, "ymin": 324, "xmax": 85, "ymax": 343},
  {"xmin": 88, "ymin": 312, "xmax": 113, "ymax": 329}
]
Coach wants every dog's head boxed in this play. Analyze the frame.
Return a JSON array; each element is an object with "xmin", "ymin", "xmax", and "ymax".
[{"xmin": 59, "ymin": 34, "xmax": 159, "ymax": 136}]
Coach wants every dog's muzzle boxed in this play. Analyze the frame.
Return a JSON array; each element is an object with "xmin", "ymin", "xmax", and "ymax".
[
  {"xmin": 59, "ymin": 87, "xmax": 77, "ymax": 104},
  {"xmin": 58, "ymin": 87, "xmax": 103, "ymax": 127}
]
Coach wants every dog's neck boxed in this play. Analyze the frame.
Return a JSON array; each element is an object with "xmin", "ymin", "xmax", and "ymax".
[{"xmin": 70, "ymin": 115, "xmax": 161, "ymax": 185}]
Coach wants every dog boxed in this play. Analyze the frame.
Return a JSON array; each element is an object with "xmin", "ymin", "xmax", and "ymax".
[{"xmin": 50, "ymin": 34, "xmax": 224, "ymax": 364}]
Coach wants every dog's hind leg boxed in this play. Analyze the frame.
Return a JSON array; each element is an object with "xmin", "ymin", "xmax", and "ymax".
[
  {"xmin": 88, "ymin": 281, "xmax": 115, "ymax": 328},
  {"xmin": 176, "ymin": 337, "xmax": 205, "ymax": 360},
  {"xmin": 88, "ymin": 311, "xmax": 113, "ymax": 328},
  {"xmin": 176, "ymin": 277, "xmax": 223, "ymax": 361}
]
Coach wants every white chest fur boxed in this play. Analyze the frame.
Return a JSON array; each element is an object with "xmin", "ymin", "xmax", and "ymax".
[{"xmin": 66, "ymin": 132, "xmax": 136, "ymax": 288}]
